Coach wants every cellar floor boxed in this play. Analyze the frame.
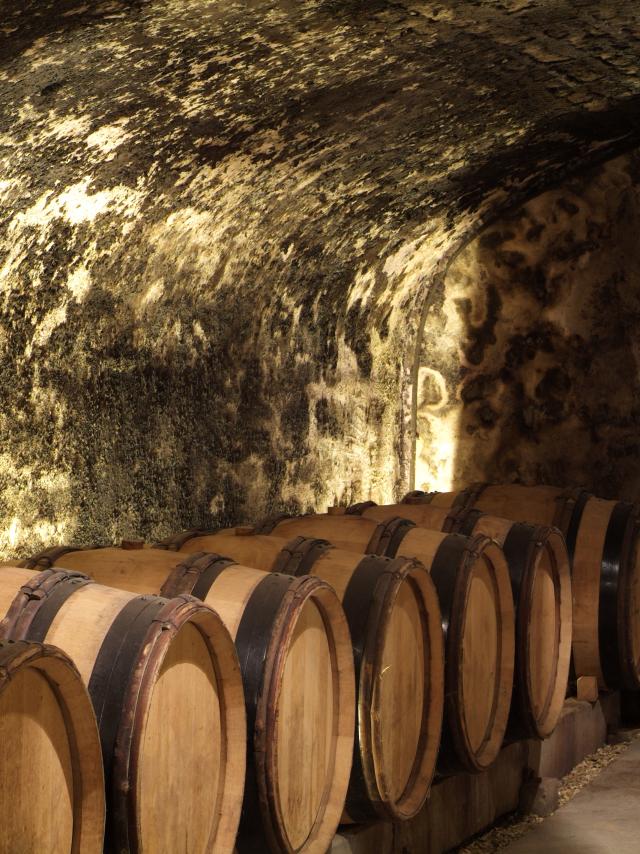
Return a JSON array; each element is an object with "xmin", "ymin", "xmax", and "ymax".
[{"xmin": 501, "ymin": 739, "xmax": 640, "ymax": 853}]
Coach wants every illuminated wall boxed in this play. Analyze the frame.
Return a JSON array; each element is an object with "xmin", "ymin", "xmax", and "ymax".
[{"xmin": 415, "ymin": 151, "xmax": 640, "ymax": 501}]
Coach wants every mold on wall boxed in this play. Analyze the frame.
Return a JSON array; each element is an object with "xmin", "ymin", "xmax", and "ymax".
[
  {"xmin": 1, "ymin": 0, "xmax": 640, "ymax": 556},
  {"xmin": 416, "ymin": 151, "xmax": 640, "ymax": 501}
]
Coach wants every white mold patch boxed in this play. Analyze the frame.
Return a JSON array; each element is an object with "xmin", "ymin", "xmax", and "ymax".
[
  {"xmin": 16, "ymin": 178, "xmax": 145, "ymax": 230},
  {"xmin": 66, "ymin": 265, "xmax": 91, "ymax": 302},
  {"xmin": 86, "ymin": 119, "xmax": 132, "ymax": 157},
  {"xmin": 45, "ymin": 114, "xmax": 92, "ymax": 141},
  {"xmin": 32, "ymin": 303, "xmax": 68, "ymax": 347}
]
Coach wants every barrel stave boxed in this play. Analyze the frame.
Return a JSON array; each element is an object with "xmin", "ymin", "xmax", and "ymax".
[{"xmin": 0, "ymin": 640, "xmax": 105, "ymax": 854}]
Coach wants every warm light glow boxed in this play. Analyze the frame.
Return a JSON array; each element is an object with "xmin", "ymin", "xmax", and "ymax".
[
  {"xmin": 0, "ymin": 517, "xmax": 71, "ymax": 556},
  {"xmin": 414, "ymin": 407, "xmax": 460, "ymax": 492}
]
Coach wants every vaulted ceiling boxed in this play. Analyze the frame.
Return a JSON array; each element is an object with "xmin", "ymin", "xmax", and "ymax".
[{"xmin": 1, "ymin": 0, "xmax": 639, "ymax": 554}]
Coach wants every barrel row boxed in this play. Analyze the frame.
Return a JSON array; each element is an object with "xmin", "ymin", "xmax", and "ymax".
[
  {"xmin": 197, "ymin": 511, "xmax": 572, "ymax": 749},
  {"xmin": 402, "ymin": 483, "xmax": 640, "ymax": 690},
  {"xmin": 18, "ymin": 544, "xmax": 440, "ymax": 826},
  {"xmin": 163, "ymin": 524, "xmax": 517, "ymax": 774},
  {"xmin": 1, "ymin": 491, "xmax": 574, "ymax": 852},
  {"xmin": 332, "ymin": 499, "xmax": 573, "ymax": 739},
  {"xmin": 0, "ymin": 556, "xmax": 354, "ymax": 854},
  {"xmin": 18, "ymin": 530, "xmax": 515, "ymax": 785},
  {"xmin": 3, "ymin": 524, "xmax": 509, "ymax": 852},
  {"xmin": 182, "ymin": 505, "xmax": 569, "ymax": 741}
]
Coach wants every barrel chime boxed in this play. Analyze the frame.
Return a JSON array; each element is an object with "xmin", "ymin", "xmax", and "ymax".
[{"xmin": 1, "ymin": 480, "xmax": 637, "ymax": 852}]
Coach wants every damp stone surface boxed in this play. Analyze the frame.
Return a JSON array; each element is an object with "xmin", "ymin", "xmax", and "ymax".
[{"xmin": 1, "ymin": 0, "xmax": 640, "ymax": 556}]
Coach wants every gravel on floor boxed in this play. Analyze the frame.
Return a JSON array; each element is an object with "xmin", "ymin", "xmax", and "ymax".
[{"xmin": 456, "ymin": 731, "xmax": 640, "ymax": 853}]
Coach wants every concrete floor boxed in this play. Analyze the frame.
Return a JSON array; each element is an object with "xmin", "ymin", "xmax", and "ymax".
[{"xmin": 503, "ymin": 740, "xmax": 640, "ymax": 854}]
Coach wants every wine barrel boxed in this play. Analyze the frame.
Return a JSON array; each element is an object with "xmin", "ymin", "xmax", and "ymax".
[
  {"xmin": 402, "ymin": 484, "xmax": 566, "ymax": 522},
  {"xmin": 156, "ymin": 530, "xmax": 444, "ymax": 819},
  {"xmin": 0, "ymin": 640, "xmax": 105, "ymax": 854},
  {"xmin": 404, "ymin": 484, "xmax": 640, "ymax": 690},
  {"xmin": 342, "ymin": 501, "xmax": 572, "ymax": 740},
  {"xmin": 168, "ymin": 525, "xmax": 514, "ymax": 774},
  {"xmin": 18, "ymin": 548, "xmax": 354, "ymax": 852},
  {"xmin": 0, "ymin": 565, "xmax": 246, "ymax": 854},
  {"xmin": 240, "ymin": 513, "xmax": 379, "ymax": 551}
]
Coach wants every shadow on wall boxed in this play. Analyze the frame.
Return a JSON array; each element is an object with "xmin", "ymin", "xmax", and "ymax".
[{"xmin": 415, "ymin": 149, "xmax": 640, "ymax": 501}]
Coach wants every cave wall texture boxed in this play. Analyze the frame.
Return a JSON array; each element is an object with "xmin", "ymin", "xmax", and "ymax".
[
  {"xmin": 416, "ymin": 151, "xmax": 640, "ymax": 501},
  {"xmin": 1, "ymin": 0, "xmax": 640, "ymax": 557}
]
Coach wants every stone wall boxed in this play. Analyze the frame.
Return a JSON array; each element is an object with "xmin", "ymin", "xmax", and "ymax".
[
  {"xmin": 1, "ymin": 0, "xmax": 640, "ymax": 556},
  {"xmin": 416, "ymin": 152, "xmax": 640, "ymax": 501}
]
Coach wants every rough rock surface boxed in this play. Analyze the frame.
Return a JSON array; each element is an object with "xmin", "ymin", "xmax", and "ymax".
[
  {"xmin": 1, "ymin": 0, "xmax": 640, "ymax": 554},
  {"xmin": 417, "ymin": 152, "xmax": 640, "ymax": 499}
]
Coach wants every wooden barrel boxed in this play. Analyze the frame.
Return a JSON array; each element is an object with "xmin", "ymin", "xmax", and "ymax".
[
  {"xmin": 0, "ymin": 640, "xmax": 105, "ymax": 854},
  {"xmin": 380, "ymin": 525, "xmax": 514, "ymax": 773},
  {"xmin": 0, "ymin": 565, "xmax": 246, "ymax": 854},
  {"xmin": 156, "ymin": 530, "xmax": 444, "ymax": 819},
  {"xmin": 404, "ymin": 485, "xmax": 640, "ymax": 690},
  {"xmin": 343, "ymin": 502, "xmax": 572, "ymax": 740},
  {"xmin": 254, "ymin": 513, "xmax": 384, "ymax": 552},
  {"xmin": 170, "ymin": 525, "xmax": 513, "ymax": 774},
  {"xmin": 18, "ymin": 548, "xmax": 354, "ymax": 852},
  {"xmin": 402, "ymin": 484, "xmax": 567, "ymax": 521}
]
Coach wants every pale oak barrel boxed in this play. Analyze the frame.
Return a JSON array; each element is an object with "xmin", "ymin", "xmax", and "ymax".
[
  {"xmin": 22, "ymin": 546, "xmax": 355, "ymax": 853},
  {"xmin": 160, "ymin": 528, "xmax": 445, "ymax": 820},
  {"xmin": 382, "ymin": 526, "xmax": 514, "ymax": 774},
  {"xmin": 403, "ymin": 484, "xmax": 565, "ymax": 524},
  {"xmin": 345, "ymin": 501, "xmax": 572, "ymax": 740},
  {"xmin": 405, "ymin": 484, "xmax": 640, "ymax": 690},
  {"xmin": 195, "ymin": 517, "xmax": 514, "ymax": 774},
  {"xmin": 0, "ymin": 564, "xmax": 245, "ymax": 854},
  {"xmin": 0, "ymin": 639, "xmax": 105, "ymax": 854}
]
